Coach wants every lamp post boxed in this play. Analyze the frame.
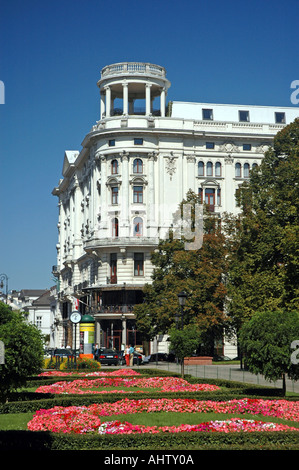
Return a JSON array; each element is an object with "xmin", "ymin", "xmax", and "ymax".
[
  {"xmin": 0, "ymin": 274, "xmax": 8, "ymax": 304},
  {"xmin": 177, "ymin": 291, "xmax": 187, "ymax": 376},
  {"xmin": 177, "ymin": 291, "xmax": 187, "ymax": 329}
]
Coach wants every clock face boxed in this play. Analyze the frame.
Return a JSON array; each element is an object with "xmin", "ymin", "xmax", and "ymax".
[{"xmin": 70, "ymin": 312, "xmax": 81, "ymax": 324}]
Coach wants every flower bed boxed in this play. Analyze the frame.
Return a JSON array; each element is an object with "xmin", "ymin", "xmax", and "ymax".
[
  {"xmin": 38, "ymin": 368, "xmax": 141, "ymax": 377},
  {"xmin": 27, "ymin": 397, "xmax": 299, "ymax": 434},
  {"xmin": 35, "ymin": 376, "xmax": 221, "ymax": 395}
]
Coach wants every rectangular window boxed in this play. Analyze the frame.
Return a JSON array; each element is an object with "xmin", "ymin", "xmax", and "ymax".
[
  {"xmin": 133, "ymin": 185, "xmax": 143, "ymax": 203},
  {"xmin": 206, "ymin": 142, "xmax": 215, "ymax": 149},
  {"xmin": 134, "ymin": 138, "xmax": 143, "ymax": 145},
  {"xmin": 205, "ymin": 188, "xmax": 215, "ymax": 212},
  {"xmin": 36, "ymin": 316, "xmax": 42, "ymax": 328},
  {"xmin": 134, "ymin": 253, "xmax": 144, "ymax": 276},
  {"xmin": 202, "ymin": 108, "xmax": 213, "ymax": 120},
  {"xmin": 112, "ymin": 186, "xmax": 118, "ymax": 204},
  {"xmin": 109, "ymin": 139, "xmax": 115, "ymax": 146},
  {"xmin": 275, "ymin": 112, "xmax": 286, "ymax": 123},
  {"xmin": 243, "ymin": 143, "xmax": 252, "ymax": 151},
  {"xmin": 239, "ymin": 110, "xmax": 249, "ymax": 122}
]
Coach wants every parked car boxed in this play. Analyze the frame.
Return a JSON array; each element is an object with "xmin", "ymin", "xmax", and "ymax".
[
  {"xmin": 53, "ymin": 348, "xmax": 74, "ymax": 358},
  {"xmin": 97, "ymin": 348, "xmax": 121, "ymax": 366}
]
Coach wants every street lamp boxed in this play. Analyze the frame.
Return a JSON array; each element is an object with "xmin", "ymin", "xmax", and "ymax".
[
  {"xmin": 177, "ymin": 291, "xmax": 187, "ymax": 329},
  {"xmin": 0, "ymin": 274, "xmax": 8, "ymax": 304}
]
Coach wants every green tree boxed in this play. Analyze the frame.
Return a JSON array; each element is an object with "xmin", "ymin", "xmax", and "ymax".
[
  {"xmin": 168, "ymin": 324, "xmax": 199, "ymax": 378},
  {"xmin": 0, "ymin": 302, "xmax": 44, "ymax": 401},
  {"xmin": 239, "ymin": 310, "xmax": 299, "ymax": 395},
  {"xmin": 227, "ymin": 119, "xmax": 299, "ymax": 351}
]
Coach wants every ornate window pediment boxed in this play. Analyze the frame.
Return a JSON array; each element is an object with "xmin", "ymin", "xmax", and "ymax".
[
  {"xmin": 200, "ymin": 178, "xmax": 220, "ymax": 188},
  {"xmin": 106, "ymin": 176, "xmax": 121, "ymax": 186},
  {"xmin": 129, "ymin": 175, "xmax": 147, "ymax": 186}
]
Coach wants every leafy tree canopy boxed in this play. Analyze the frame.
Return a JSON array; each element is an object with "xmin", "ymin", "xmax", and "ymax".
[
  {"xmin": 227, "ymin": 119, "xmax": 299, "ymax": 330},
  {"xmin": 134, "ymin": 191, "xmax": 231, "ymax": 354},
  {"xmin": 239, "ymin": 309, "xmax": 299, "ymax": 395},
  {"xmin": 0, "ymin": 302, "xmax": 44, "ymax": 401}
]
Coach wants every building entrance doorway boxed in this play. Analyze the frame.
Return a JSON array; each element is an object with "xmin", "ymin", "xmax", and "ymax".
[{"xmin": 107, "ymin": 334, "xmax": 121, "ymax": 350}]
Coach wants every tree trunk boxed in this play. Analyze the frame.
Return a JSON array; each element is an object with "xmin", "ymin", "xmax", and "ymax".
[{"xmin": 282, "ymin": 373, "xmax": 286, "ymax": 396}]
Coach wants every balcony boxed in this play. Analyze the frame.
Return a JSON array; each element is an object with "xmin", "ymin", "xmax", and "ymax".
[
  {"xmin": 105, "ymin": 107, "xmax": 162, "ymax": 117},
  {"xmin": 97, "ymin": 304, "xmax": 135, "ymax": 314},
  {"xmin": 85, "ymin": 236, "xmax": 159, "ymax": 251},
  {"xmin": 100, "ymin": 62, "xmax": 166, "ymax": 79}
]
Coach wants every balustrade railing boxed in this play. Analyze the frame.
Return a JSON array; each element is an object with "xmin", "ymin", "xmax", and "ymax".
[
  {"xmin": 101, "ymin": 62, "xmax": 166, "ymax": 78},
  {"xmin": 98, "ymin": 304, "xmax": 134, "ymax": 314}
]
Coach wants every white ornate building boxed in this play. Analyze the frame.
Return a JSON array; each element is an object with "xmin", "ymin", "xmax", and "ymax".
[{"xmin": 52, "ymin": 62, "xmax": 299, "ymax": 356}]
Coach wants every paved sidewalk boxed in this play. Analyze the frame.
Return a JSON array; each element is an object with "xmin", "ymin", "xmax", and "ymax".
[{"xmin": 133, "ymin": 361, "xmax": 299, "ymax": 394}]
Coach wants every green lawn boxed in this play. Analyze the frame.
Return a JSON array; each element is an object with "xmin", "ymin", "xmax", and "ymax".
[{"xmin": 1, "ymin": 410, "xmax": 299, "ymax": 432}]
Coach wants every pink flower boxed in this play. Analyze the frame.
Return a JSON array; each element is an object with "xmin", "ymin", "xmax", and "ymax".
[{"xmin": 27, "ymin": 398, "xmax": 299, "ymax": 434}]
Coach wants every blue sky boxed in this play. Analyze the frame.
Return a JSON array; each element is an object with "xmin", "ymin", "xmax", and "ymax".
[{"xmin": 0, "ymin": 0, "xmax": 298, "ymax": 292}]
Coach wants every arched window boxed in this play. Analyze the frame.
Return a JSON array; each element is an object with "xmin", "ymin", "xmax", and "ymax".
[
  {"xmin": 133, "ymin": 158, "xmax": 143, "ymax": 174},
  {"xmin": 198, "ymin": 161, "xmax": 204, "ymax": 176},
  {"xmin": 244, "ymin": 163, "xmax": 250, "ymax": 178},
  {"xmin": 111, "ymin": 159, "xmax": 118, "ymax": 174},
  {"xmin": 235, "ymin": 162, "xmax": 241, "ymax": 178},
  {"xmin": 207, "ymin": 161, "xmax": 213, "ymax": 176},
  {"xmin": 133, "ymin": 217, "xmax": 143, "ymax": 236},
  {"xmin": 215, "ymin": 162, "xmax": 221, "ymax": 177},
  {"xmin": 112, "ymin": 217, "xmax": 119, "ymax": 237}
]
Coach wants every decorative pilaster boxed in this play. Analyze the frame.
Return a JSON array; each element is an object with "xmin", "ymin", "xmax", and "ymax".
[
  {"xmin": 120, "ymin": 151, "xmax": 130, "ymax": 236},
  {"xmin": 147, "ymin": 152, "xmax": 158, "ymax": 237}
]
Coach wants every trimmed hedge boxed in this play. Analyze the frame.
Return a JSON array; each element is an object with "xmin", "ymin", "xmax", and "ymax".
[
  {"xmin": 1, "ymin": 370, "xmax": 297, "ymax": 414},
  {"xmin": 0, "ymin": 368, "xmax": 298, "ymax": 450},
  {"xmin": 0, "ymin": 429, "xmax": 298, "ymax": 451}
]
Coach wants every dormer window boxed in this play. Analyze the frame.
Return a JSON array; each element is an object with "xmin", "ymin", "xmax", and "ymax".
[
  {"xmin": 206, "ymin": 142, "xmax": 215, "ymax": 149},
  {"xmin": 275, "ymin": 112, "xmax": 286, "ymax": 123},
  {"xmin": 239, "ymin": 110, "xmax": 250, "ymax": 122},
  {"xmin": 202, "ymin": 108, "xmax": 213, "ymax": 120},
  {"xmin": 243, "ymin": 143, "xmax": 252, "ymax": 151}
]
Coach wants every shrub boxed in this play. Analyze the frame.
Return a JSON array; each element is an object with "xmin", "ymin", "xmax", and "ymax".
[
  {"xmin": 76, "ymin": 358, "xmax": 101, "ymax": 371},
  {"xmin": 59, "ymin": 359, "xmax": 68, "ymax": 371}
]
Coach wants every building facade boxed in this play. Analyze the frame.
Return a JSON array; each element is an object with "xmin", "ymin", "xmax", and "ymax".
[{"xmin": 52, "ymin": 62, "xmax": 299, "ymax": 356}]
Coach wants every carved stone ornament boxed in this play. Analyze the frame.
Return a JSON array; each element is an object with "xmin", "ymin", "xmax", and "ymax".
[
  {"xmin": 165, "ymin": 153, "xmax": 177, "ymax": 180},
  {"xmin": 224, "ymin": 154, "xmax": 234, "ymax": 164},
  {"xmin": 256, "ymin": 143, "xmax": 269, "ymax": 154},
  {"xmin": 219, "ymin": 141, "xmax": 239, "ymax": 153}
]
